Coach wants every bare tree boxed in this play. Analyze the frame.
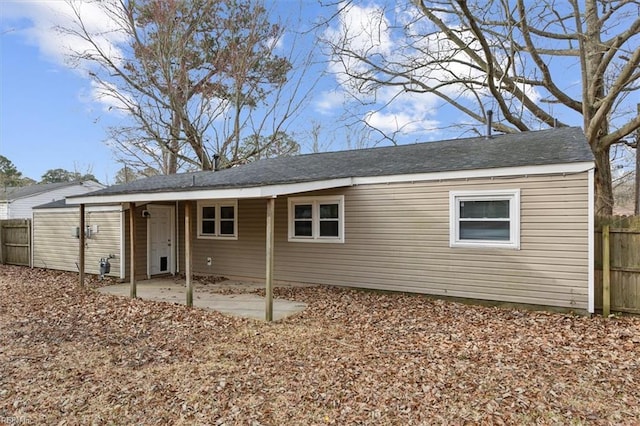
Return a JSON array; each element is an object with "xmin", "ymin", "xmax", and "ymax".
[
  {"xmin": 61, "ymin": 0, "xmax": 315, "ymax": 175},
  {"xmin": 237, "ymin": 131, "xmax": 301, "ymax": 164},
  {"xmin": 114, "ymin": 164, "xmax": 158, "ymax": 184},
  {"xmin": 322, "ymin": 0, "xmax": 640, "ymax": 214},
  {"xmin": 306, "ymin": 120, "xmax": 335, "ymax": 153}
]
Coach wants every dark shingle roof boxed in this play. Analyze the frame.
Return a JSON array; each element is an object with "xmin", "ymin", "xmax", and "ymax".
[
  {"xmin": 77, "ymin": 127, "xmax": 593, "ymax": 198},
  {"xmin": 32, "ymin": 199, "xmax": 69, "ymax": 209}
]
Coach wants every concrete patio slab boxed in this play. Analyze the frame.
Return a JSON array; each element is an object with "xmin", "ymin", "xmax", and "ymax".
[{"xmin": 97, "ymin": 278, "xmax": 308, "ymax": 321}]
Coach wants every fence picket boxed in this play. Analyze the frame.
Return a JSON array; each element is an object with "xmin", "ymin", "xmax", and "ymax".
[
  {"xmin": 595, "ymin": 216, "xmax": 640, "ymax": 314},
  {"xmin": 0, "ymin": 219, "xmax": 31, "ymax": 266}
]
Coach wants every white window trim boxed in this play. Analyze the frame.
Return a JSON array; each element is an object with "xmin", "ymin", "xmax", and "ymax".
[
  {"xmin": 196, "ymin": 200, "xmax": 238, "ymax": 240},
  {"xmin": 288, "ymin": 195, "xmax": 344, "ymax": 243},
  {"xmin": 449, "ymin": 189, "xmax": 520, "ymax": 249}
]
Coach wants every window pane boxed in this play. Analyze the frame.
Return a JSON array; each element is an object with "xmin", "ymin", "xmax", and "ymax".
[
  {"xmin": 220, "ymin": 206, "xmax": 235, "ymax": 219},
  {"xmin": 294, "ymin": 221, "xmax": 312, "ymax": 236},
  {"xmin": 294, "ymin": 204, "xmax": 312, "ymax": 219},
  {"xmin": 319, "ymin": 203, "xmax": 338, "ymax": 219},
  {"xmin": 202, "ymin": 206, "xmax": 216, "ymax": 219},
  {"xmin": 460, "ymin": 200, "xmax": 509, "ymax": 219},
  {"xmin": 202, "ymin": 220, "xmax": 215, "ymax": 235},
  {"xmin": 319, "ymin": 220, "xmax": 339, "ymax": 237},
  {"xmin": 220, "ymin": 220, "xmax": 234, "ymax": 235},
  {"xmin": 459, "ymin": 221, "xmax": 510, "ymax": 240}
]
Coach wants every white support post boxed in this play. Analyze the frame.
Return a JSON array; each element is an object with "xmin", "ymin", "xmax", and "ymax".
[
  {"xmin": 265, "ymin": 197, "xmax": 275, "ymax": 321},
  {"xmin": 185, "ymin": 201, "xmax": 193, "ymax": 307},
  {"xmin": 129, "ymin": 202, "xmax": 137, "ymax": 298},
  {"xmin": 79, "ymin": 203, "xmax": 85, "ymax": 287}
]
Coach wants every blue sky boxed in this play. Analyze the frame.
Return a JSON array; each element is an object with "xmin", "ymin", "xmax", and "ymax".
[
  {"xmin": 1, "ymin": 6, "xmax": 123, "ymax": 183},
  {"xmin": 0, "ymin": 1, "xmax": 343, "ymax": 183},
  {"xmin": 0, "ymin": 1, "xmax": 462, "ymax": 184},
  {"xmin": 2, "ymin": 1, "xmax": 631, "ymax": 185}
]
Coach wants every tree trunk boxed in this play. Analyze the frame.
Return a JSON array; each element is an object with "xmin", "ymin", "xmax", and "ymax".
[
  {"xmin": 167, "ymin": 111, "xmax": 180, "ymax": 174},
  {"xmin": 232, "ymin": 86, "xmax": 242, "ymax": 162},
  {"xmin": 578, "ymin": 0, "xmax": 614, "ymax": 215},
  {"xmin": 593, "ymin": 145, "xmax": 614, "ymax": 215}
]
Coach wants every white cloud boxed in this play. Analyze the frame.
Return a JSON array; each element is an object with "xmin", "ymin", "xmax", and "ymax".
[
  {"xmin": 2, "ymin": 1, "xmax": 127, "ymax": 68},
  {"xmin": 323, "ymin": 1, "xmax": 393, "ymax": 87},
  {"xmin": 363, "ymin": 85, "xmax": 440, "ymax": 135},
  {"xmin": 265, "ymin": 33, "xmax": 285, "ymax": 52},
  {"xmin": 365, "ymin": 109, "xmax": 438, "ymax": 134},
  {"xmin": 321, "ymin": 2, "xmax": 445, "ymax": 137},
  {"xmin": 324, "ymin": 2, "xmax": 392, "ymax": 57},
  {"xmin": 2, "ymin": 1, "xmax": 130, "ymax": 114},
  {"xmin": 322, "ymin": 1, "xmax": 546, "ymax": 139},
  {"xmin": 315, "ymin": 90, "xmax": 349, "ymax": 115},
  {"xmin": 87, "ymin": 80, "xmax": 133, "ymax": 114}
]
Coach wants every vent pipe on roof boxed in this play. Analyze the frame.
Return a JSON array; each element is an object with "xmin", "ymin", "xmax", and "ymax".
[
  {"xmin": 213, "ymin": 154, "xmax": 220, "ymax": 171},
  {"xmin": 486, "ymin": 110, "xmax": 493, "ymax": 139}
]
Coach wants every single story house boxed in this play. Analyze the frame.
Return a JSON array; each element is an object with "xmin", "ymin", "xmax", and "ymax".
[
  {"xmin": 67, "ymin": 127, "xmax": 596, "ymax": 314},
  {"xmin": 1, "ymin": 180, "xmax": 105, "ymax": 220},
  {"xmin": 32, "ymin": 200, "xmax": 123, "ymax": 278}
]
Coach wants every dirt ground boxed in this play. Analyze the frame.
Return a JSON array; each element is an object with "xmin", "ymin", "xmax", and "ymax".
[{"xmin": 1, "ymin": 265, "xmax": 639, "ymax": 425}]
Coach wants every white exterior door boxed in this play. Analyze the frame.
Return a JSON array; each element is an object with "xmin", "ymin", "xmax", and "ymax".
[{"xmin": 148, "ymin": 205, "xmax": 174, "ymax": 275}]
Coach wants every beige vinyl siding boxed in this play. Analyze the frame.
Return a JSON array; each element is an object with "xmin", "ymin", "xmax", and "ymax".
[
  {"xmin": 122, "ymin": 204, "xmax": 151, "ymax": 281},
  {"xmin": 33, "ymin": 207, "xmax": 121, "ymax": 277},
  {"xmin": 186, "ymin": 172, "xmax": 590, "ymax": 310},
  {"xmin": 176, "ymin": 202, "xmax": 184, "ymax": 274},
  {"xmin": 184, "ymin": 199, "xmax": 267, "ymax": 278}
]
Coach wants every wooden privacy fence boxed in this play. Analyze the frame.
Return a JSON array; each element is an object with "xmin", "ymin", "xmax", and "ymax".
[
  {"xmin": 595, "ymin": 216, "xmax": 640, "ymax": 314},
  {"xmin": 0, "ymin": 219, "xmax": 31, "ymax": 267}
]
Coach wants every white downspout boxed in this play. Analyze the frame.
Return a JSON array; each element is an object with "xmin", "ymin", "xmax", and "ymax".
[
  {"xmin": 175, "ymin": 200, "xmax": 180, "ymax": 274},
  {"xmin": 588, "ymin": 167, "xmax": 595, "ymax": 314}
]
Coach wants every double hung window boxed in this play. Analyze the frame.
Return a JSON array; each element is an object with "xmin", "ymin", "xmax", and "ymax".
[
  {"xmin": 449, "ymin": 190, "xmax": 520, "ymax": 249},
  {"xmin": 197, "ymin": 200, "xmax": 237, "ymax": 239},
  {"xmin": 288, "ymin": 196, "xmax": 344, "ymax": 243}
]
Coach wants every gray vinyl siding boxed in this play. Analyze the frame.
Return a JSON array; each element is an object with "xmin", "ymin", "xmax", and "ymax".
[
  {"xmin": 185, "ymin": 172, "xmax": 590, "ymax": 310},
  {"xmin": 8, "ymin": 182, "xmax": 104, "ymax": 219},
  {"xmin": 32, "ymin": 207, "xmax": 121, "ymax": 277}
]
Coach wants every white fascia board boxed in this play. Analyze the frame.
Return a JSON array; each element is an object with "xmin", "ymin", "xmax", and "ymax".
[
  {"xmin": 86, "ymin": 205, "xmax": 124, "ymax": 213},
  {"xmin": 65, "ymin": 161, "xmax": 595, "ymax": 206},
  {"xmin": 352, "ymin": 161, "xmax": 595, "ymax": 186},
  {"xmin": 65, "ymin": 178, "xmax": 354, "ymax": 205}
]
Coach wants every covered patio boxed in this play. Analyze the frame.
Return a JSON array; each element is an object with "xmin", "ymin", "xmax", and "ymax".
[
  {"xmin": 96, "ymin": 277, "xmax": 309, "ymax": 321},
  {"xmin": 67, "ymin": 174, "xmax": 352, "ymax": 322}
]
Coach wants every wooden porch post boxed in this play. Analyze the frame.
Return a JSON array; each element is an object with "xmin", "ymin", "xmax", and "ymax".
[
  {"xmin": 185, "ymin": 201, "xmax": 193, "ymax": 307},
  {"xmin": 265, "ymin": 197, "xmax": 275, "ymax": 321},
  {"xmin": 129, "ymin": 202, "xmax": 137, "ymax": 298},
  {"xmin": 79, "ymin": 203, "xmax": 85, "ymax": 287}
]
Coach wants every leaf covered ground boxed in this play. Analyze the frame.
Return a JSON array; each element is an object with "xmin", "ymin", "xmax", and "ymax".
[{"xmin": 1, "ymin": 265, "xmax": 639, "ymax": 425}]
